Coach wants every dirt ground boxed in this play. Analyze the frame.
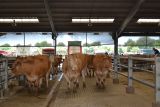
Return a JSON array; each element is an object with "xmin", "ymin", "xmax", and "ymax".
[
  {"xmin": 118, "ymin": 71, "xmax": 154, "ymax": 101},
  {"xmin": 49, "ymin": 71, "xmax": 154, "ymax": 107},
  {"xmin": 0, "ymin": 71, "xmax": 155, "ymax": 107},
  {"xmin": 0, "ymin": 80, "xmax": 56, "ymax": 107}
]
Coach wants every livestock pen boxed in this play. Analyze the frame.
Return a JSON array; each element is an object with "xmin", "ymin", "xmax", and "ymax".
[{"xmin": 0, "ymin": 55, "xmax": 158, "ymax": 107}]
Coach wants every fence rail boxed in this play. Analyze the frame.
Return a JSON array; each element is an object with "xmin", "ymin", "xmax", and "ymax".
[
  {"xmin": 0, "ymin": 57, "xmax": 16, "ymax": 99},
  {"xmin": 113, "ymin": 55, "xmax": 160, "ymax": 106}
]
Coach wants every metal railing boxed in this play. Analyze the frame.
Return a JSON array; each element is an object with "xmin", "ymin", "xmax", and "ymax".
[
  {"xmin": 0, "ymin": 57, "xmax": 16, "ymax": 99},
  {"xmin": 113, "ymin": 55, "xmax": 160, "ymax": 105}
]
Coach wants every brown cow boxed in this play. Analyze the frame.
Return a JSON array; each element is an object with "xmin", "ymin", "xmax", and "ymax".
[
  {"xmin": 62, "ymin": 53, "xmax": 88, "ymax": 92},
  {"xmin": 86, "ymin": 54, "xmax": 95, "ymax": 77},
  {"xmin": 12, "ymin": 55, "xmax": 52, "ymax": 94},
  {"xmin": 49, "ymin": 55, "xmax": 62, "ymax": 75},
  {"xmin": 93, "ymin": 54, "xmax": 112, "ymax": 88},
  {"xmin": 53, "ymin": 55, "xmax": 62, "ymax": 74}
]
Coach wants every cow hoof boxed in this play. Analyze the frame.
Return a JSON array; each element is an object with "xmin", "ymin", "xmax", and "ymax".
[
  {"xmin": 76, "ymin": 83, "xmax": 79, "ymax": 88},
  {"xmin": 65, "ymin": 89, "xmax": 71, "ymax": 93},
  {"xmin": 96, "ymin": 82, "xmax": 99, "ymax": 86},
  {"xmin": 73, "ymin": 89, "xmax": 77, "ymax": 93},
  {"xmin": 83, "ymin": 83, "xmax": 86, "ymax": 88}
]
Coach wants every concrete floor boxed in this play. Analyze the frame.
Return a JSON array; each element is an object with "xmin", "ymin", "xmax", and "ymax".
[
  {"xmin": 0, "ymin": 72, "xmax": 154, "ymax": 107},
  {"xmin": 50, "ymin": 74, "xmax": 153, "ymax": 107},
  {"xmin": 0, "ymin": 80, "xmax": 56, "ymax": 107}
]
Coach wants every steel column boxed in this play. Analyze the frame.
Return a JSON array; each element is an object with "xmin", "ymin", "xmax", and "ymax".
[
  {"xmin": 153, "ymin": 57, "xmax": 160, "ymax": 107},
  {"xmin": 113, "ymin": 33, "xmax": 119, "ymax": 84},
  {"xmin": 126, "ymin": 56, "xmax": 135, "ymax": 93}
]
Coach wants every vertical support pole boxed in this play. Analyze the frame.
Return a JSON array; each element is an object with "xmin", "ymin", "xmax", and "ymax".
[
  {"xmin": 86, "ymin": 32, "xmax": 87, "ymax": 54},
  {"xmin": 113, "ymin": 55, "xmax": 119, "ymax": 84},
  {"xmin": 126, "ymin": 56, "xmax": 135, "ymax": 93},
  {"xmin": 4, "ymin": 58, "xmax": 8, "ymax": 90},
  {"xmin": 52, "ymin": 33, "xmax": 57, "ymax": 55},
  {"xmin": 113, "ymin": 33, "xmax": 119, "ymax": 84},
  {"xmin": 55, "ymin": 37, "xmax": 57, "ymax": 55},
  {"xmin": 24, "ymin": 32, "xmax": 25, "ymax": 46},
  {"xmin": 0, "ymin": 60, "xmax": 4, "ymax": 98},
  {"xmin": 153, "ymin": 57, "xmax": 160, "ymax": 107}
]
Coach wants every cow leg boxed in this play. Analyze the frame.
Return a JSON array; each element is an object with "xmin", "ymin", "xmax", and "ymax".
[
  {"xmin": 46, "ymin": 72, "xmax": 50, "ymax": 88},
  {"xmin": 82, "ymin": 69, "xmax": 86, "ymax": 88},
  {"xmin": 50, "ymin": 65, "xmax": 54, "ymax": 80},
  {"xmin": 64, "ymin": 74, "xmax": 71, "ymax": 91},
  {"xmin": 34, "ymin": 80, "xmax": 40, "ymax": 96},
  {"xmin": 73, "ymin": 81, "xmax": 77, "ymax": 93},
  {"xmin": 76, "ymin": 77, "xmax": 79, "ymax": 88},
  {"xmin": 95, "ymin": 74, "xmax": 100, "ymax": 88},
  {"xmin": 91, "ymin": 69, "xmax": 94, "ymax": 77},
  {"xmin": 106, "ymin": 70, "xmax": 110, "ymax": 78}
]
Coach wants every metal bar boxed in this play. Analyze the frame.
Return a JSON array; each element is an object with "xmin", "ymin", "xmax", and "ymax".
[
  {"xmin": 4, "ymin": 59, "xmax": 8, "ymax": 90},
  {"xmin": 131, "ymin": 57, "xmax": 154, "ymax": 61},
  {"xmin": 155, "ymin": 57, "xmax": 160, "ymax": 103},
  {"xmin": 131, "ymin": 66, "xmax": 154, "ymax": 73},
  {"xmin": 43, "ymin": 0, "xmax": 57, "ymax": 36},
  {"xmin": 118, "ymin": 64, "xmax": 128, "ymax": 68},
  {"xmin": 119, "ymin": 56, "xmax": 128, "ymax": 59},
  {"xmin": 128, "ymin": 56, "xmax": 133, "ymax": 87},
  {"xmin": 113, "ymin": 55, "xmax": 118, "ymax": 79},
  {"xmin": 0, "ymin": 81, "xmax": 5, "ymax": 85},
  {"xmin": 117, "ymin": 0, "xmax": 146, "ymax": 36},
  {"xmin": 117, "ymin": 72, "xmax": 128, "ymax": 77},
  {"xmin": 115, "ymin": 71, "xmax": 155, "ymax": 88},
  {"xmin": 8, "ymin": 76, "xmax": 16, "ymax": 80},
  {"xmin": 121, "ymin": 32, "xmax": 160, "ymax": 36},
  {"xmin": 0, "ymin": 74, "xmax": 6, "ymax": 77},
  {"xmin": 131, "ymin": 77, "xmax": 155, "ymax": 88},
  {"xmin": 0, "ymin": 68, "xmax": 4, "ymax": 71}
]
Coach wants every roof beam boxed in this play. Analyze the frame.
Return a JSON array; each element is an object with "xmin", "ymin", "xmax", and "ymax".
[
  {"xmin": 121, "ymin": 32, "xmax": 160, "ymax": 36},
  {"xmin": 117, "ymin": 0, "xmax": 145, "ymax": 37},
  {"xmin": 44, "ymin": 0, "xmax": 57, "ymax": 36}
]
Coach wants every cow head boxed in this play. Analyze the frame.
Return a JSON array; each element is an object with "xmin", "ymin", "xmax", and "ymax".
[{"xmin": 11, "ymin": 56, "xmax": 23, "ymax": 76}]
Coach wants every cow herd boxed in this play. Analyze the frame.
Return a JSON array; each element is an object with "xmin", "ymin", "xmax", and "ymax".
[{"xmin": 11, "ymin": 53, "xmax": 112, "ymax": 94}]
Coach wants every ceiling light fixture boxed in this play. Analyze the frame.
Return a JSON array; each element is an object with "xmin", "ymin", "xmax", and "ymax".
[
  {"xmin": 72, "ymin": 18, "xmax": 114, "ymax": 23},
  {"xmin": 0, "ymin": 17, "xmax": 39, "ymax": 23},
  {"xmin": 137, "ymin": 19, "xmax": 160, "ymax": 23}
]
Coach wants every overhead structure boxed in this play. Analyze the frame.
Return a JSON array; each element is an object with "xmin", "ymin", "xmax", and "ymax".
[
  {"xmin": 43, "ymin": 0, "xmax": 57, "ymax": 37},
  {"xmin": 117, "ymin": 0, "xmax": 145, "ymax": 37},
  {"xmin": 0, "ymin": 0, "xmax": 160, "ymax": 36}
]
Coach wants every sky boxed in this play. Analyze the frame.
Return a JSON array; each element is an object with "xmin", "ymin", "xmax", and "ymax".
[{"xmin": 0, "ymin": 32, "xmax": 114, "ymax": 46}]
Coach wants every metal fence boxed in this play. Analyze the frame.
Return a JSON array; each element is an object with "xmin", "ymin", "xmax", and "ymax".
[
  {"xmin": 0, "ymin": 57, "xmax": 16, "ymax": 99},
  {"xmin": 113, "ymin": 55, "xmax": 160, "ymax": 106}
]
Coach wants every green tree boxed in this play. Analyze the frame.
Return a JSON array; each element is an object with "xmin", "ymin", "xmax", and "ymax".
[
  {"xmin": 90, "ymin": 41, "xmax": 101, "ymax": 46},
  {"xmin": 35, "ymin": 41, "xmax": 52, "ymax": 47},
  {"xmin": 57, "ymin": 42, "xmax": 65, "ymax": 46},
  {"xmin": 124, "ymin": 39, "xmax": 136, "ymax": 46},
  {"xmin": 82, "ymin": 43, "xmax": 91, "ymax": 47},
  {"xmin": 118, "ymin": 48, "xmax": 124, "ymax": 54},
  {"xmin": 124, "ymin": 39, "xmax": 136, "ymax": 52},
  {"xmin": 154, "ymin": 40, "xmax": 160, "ymax": 47},
  {"xmin": 130, "ymin": 47, "xmax": 139, "ymax": 53},
  {"xmin": 136, "ymin": 37, "xmax": 155, "ymax": 46},
  {"xmin": 0, "ymin": 43, "xmax": 10, "ymax": 47},
  {"xmin": 0, "ymin": 43, "xmax": 11, "ymax": 50}
]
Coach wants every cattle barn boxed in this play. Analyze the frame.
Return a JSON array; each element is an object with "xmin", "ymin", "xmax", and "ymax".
[{"xmin": 0, "ymin": 0, "xmax": 160, "ymax": 107}]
